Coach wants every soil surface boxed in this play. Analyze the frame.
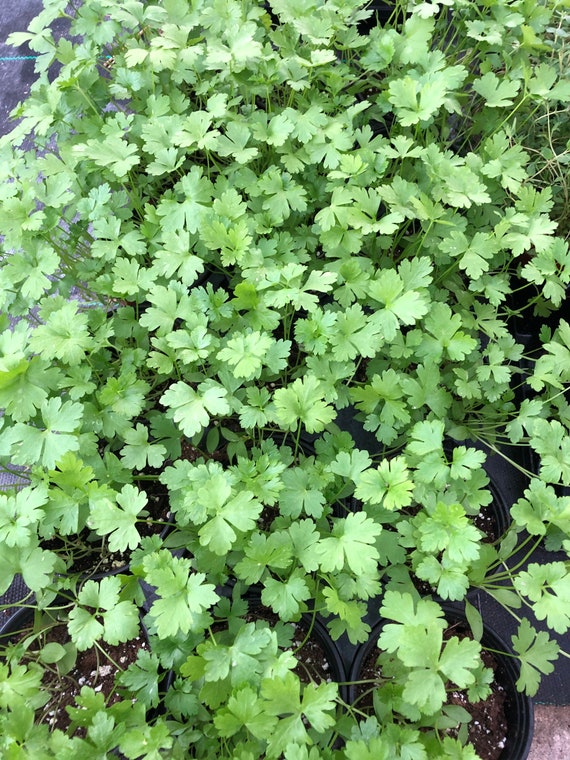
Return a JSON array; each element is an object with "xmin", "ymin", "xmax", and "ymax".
[{"xmin": 8, "ymin": 620, "xmax": 147, "ymax": 733}]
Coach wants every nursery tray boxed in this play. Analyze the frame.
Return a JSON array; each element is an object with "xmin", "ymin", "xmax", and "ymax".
[{"xmin": 1, "ymin": 0, "xmax": 569, "ymax": 710}]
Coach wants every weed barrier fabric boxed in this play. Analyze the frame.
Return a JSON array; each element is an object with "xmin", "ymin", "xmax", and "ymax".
[
  {"xmin": 0, "ymin": 468, "xmax": 33, "ymax": 629},
  {"xmin": 0, "ymin": 0, "xmax": 42, "ymax": 136},
  {"xmin": 0, "ymin": 0, "xmax": 569, "ymax": 709}
]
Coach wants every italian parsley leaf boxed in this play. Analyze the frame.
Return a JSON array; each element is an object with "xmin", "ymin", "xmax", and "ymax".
[
  {"xmin": 272, "ymin": 375, "xmax": 335, "ymax": 433},
  {"xmin": 143, "ymin": 551, "xmax": 219, "ymax": 637},
  {"xmin": 68, "ymin": 576, "xmax": 140, "ymax": 650},
  {"xmin": 511, "ymin": 618, "xmax": 559, "ymax": 696},
  {"xmin": 88, "ymin": 483, "xmax": 148, "ymax": 552},
  {"xmin": 315, "ymin": 512, "xmax": 382, "ymax": 575},
  {"xmin": 160, "ymin": 380, "xmax": 231, "ymax": 437}
]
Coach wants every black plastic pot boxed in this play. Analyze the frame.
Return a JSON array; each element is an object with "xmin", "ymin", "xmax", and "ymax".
[
  {"xmin": 242, "ymin": 591, "xmax": 348, "ymax": 702},
  {"xmin": 0, "ymin": 602, "xmax": 172, "ymax": 729},
  {"xmin": 347, "ymin": 603, "xmax": 534, "ymax": 760},
  {"xmin": 357, "ymin": 1, "xmax": 397, "ymax": 32}
]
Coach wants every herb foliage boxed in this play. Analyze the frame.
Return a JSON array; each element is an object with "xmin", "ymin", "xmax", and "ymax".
[{"xmin": 0, "ymin": 0, "xmax": 569, "ymax": 756}]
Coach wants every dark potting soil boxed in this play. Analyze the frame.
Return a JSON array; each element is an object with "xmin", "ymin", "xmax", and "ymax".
[
  {"xmin": 473, "ymin": 504, "xmax": 504, "ymax": 545},
  {"xmin": 9, "ymin": 622, "xmax": 147, "ymax": 734},
  {"xmin": 444, "ymin": 621, "xmax": 508, "ymax": 760},
  {"xmin": 353, "ymin": 623, "xmax": 508, "ymax": 760}
]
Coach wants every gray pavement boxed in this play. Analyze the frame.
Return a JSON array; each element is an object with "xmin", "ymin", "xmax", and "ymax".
[{"xmin": 529, "ymin": 705, "xmax": 570, "ymax": 759}]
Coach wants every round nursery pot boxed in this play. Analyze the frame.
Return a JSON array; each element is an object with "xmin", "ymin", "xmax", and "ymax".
[
  {"xmin": 0, "ymin": 604, "xmax": 169, "ymax": 735},
  {"xmin": 347, "ymin": 604, "xmax": 534, "ymax": 760},
  {"xmin": 336, "ymin": 477, "xmax": 510, "ymax": 543},
  {"xmin": 245, "ymin": 596, "xmax": 348, "ymax": 700}
]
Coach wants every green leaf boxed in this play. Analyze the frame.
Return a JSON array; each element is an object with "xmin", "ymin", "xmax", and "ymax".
[
  {"xmin": 515, "ymin": 478, "xmax": 570, "ymax": 540},
  {"xmin": 238, "ymin": 386, "xmax": 272, "ymax": 429},
  {"xmin": 511, "ymin": 618, "xmax": 559, "ymax": 696},
  {"xmin": 272, "ymin": 375, "xmax": 335, "ymax": 434},
  {"xmin": 1, "ymin": 398, "xmax": 82, "ymax": 468},
  {"xmin": 449, "ymin": 446, "xmax": 487, "ymax": 480},
  {"xmin": 73, "ymin": 134, "xmax": 140, "ymax": 178},
  {"xmin": 144, "ymin": 551, "xmax": 219, "ymax": 637},
  {"xmin": 329, "ymin": 304, "xmax": 383, "ymax": 361},
  {"xmin": 300, "ymin": 680, "xmax": 338, "ymax": 732},
  {"xmin": 262, "ymin": 673, "xmax": 337, "ymax": 751},
  {"xmin": 0, "ymin": 661, "xmax": 48, "ymax": 710},
  {"xmin": 288, "ymin": 519, "xmax": 320, "ymax": 573},
  {"xmin": 97, "ymin": 372, "xmax": 149, "ymax": 419},
  {"xmin": 402, "ymin": 669, "xmax": 446, "ymax": 714},
  {"xmin": 119, "ymin": 722, "xmax": 173, "ymax": 759},
  {"xmin": 214, "ymin": 686, "xmax": 277, "ymax": 739},
  {"xmin": 155, "ymin": 166, "xmax": 213, "ymax": 234},
  {"xmin": 88, "ymin": 483, "xmax": 148, "ymax": 552},
  {"xmin": 367, "ymin": 270, "xmax": 429, "ymax": 341},
  {"xmin": 198, "ymin": 484, "xmax": 262, "ymax": 556},
  {"xmin": 261, "ymin": 570, "xmax": 311, "ymax": 619},
  {"xmin": 120, "ymin": 424, "xmax": 167, "ymax": 470},
  {"xmin": 28, "ymin": 301, "xmax": 93, "ymax": 365},
  {"xmin": 0, "ymin": 484, "xmax": 48, "ymax": 548},
  {"xmin": 165, "ymin": 325, "xmax": 213, "ymax": 367},
  {"xmin": 149, "ymin": 230, "xmax": 204, "ymax": 287},
  {"xmin": 327, "ymin": 449, "xmax": 372, "ymax": 482},
  {"xmin": 388, "ymin": 76, "xmax": 439, "ymax": 126},
  {"xmin": 417, "ymin": 503, "xmax": 481, "ymax": 564},
  {"xmin": 530, "ymin": 320, "xmax": 570, "ymax": 391},
  {"xmin": 415, "ymin": 555, "xmax": 470, "ymax": 601},
  {"xmin": 418, "ymin": 303, "xmax": 477, "ymax": 362},
  {"xmin": 112, "ymin": 258, "xmax": 155, "ymax": 297},
  {"xmin": 379, "ymin": 591, "xmax": 444, "ymax": 633},
  {"xmin": 481, "ymin": 131, "xmax": 529, "ymax": 192},
  {"xmin": 215, "ymin": 121, "xmax": 259, "ymax": 164},
  {"xmin": 256, "ymin": 168, "xmax": 308, "ymax": 223},
  {"xmin": 473, "ymin": 72, "xmax": 521, "ymax": 107},
  {"xmin": 464, "ymin": 600, "xmax": 484, "ymax": 643},
  {"xmin": 175, "ymin": 109, "xmax": 219, "ymax": 151},
  {"xmin": 118, "ymin": 650, "xmax": 162, "ymax": 708},
  {"xmin": 514, "ymin": 562, "xmax": 570, "ymax": 633},
  {"xmin": 218, "ymin": 331, "xmax": 275, "ymax": 380},
  {"xmin": 200, "ymin": 623, "xmax": 275, "ymax": 685},
  {"xmin": 315, "ymin": 512, "xmax": 381, "ymax": 575},
  {"xmin": 161, "ymin": 380, "xmax": 231, "ymax": 437},
  {"xmin": 68, "ymin": 576, "xmax": 139, "ymax": 650},
  {"xmin": 438, "ymin": 635, "xmax": 481, "ymax": 687},
  {"xmin": 354, "ymin": 457, "xmax": 414, "ymax": 511},
  {"xmin": 322, "ymin": 587, "xmax": 370, "ymax": 644},
  {"xmin": 529, "ymin": 419, "xmax": 570, "ymax": 485},
  {"xmin": 39, "ymin": 641, "xmax": 68, "ymax": 665},
  {"xmin": 439, "ymin": 231, "xmax": 498, "ymax": 280},
  {"xmin": 350, "ymin": 370, "xmax": 410, "ymax": 440},
  {"xmin": 280, "ymin": 465, "xmax": 327, "ymax": 518},
  {"xmin": 406, "ymin": 420, "xmax": 445, "ymax": 457},
  {"xmin": 234, "ymin": 531, "xmax": 292, "ymax": 584},
  {"xmin": 0, "ymin": 338, "xmax": 58, "ymax": 421}
]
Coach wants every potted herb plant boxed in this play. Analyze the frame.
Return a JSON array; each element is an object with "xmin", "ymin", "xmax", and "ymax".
[{"xmin": 1, "ymin": 0, "xmax": 569, "ymax": 757}]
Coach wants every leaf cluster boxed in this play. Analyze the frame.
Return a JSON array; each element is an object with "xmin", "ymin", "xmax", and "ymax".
[{"xmin": 0, "ymin": 0, "xmax": 569, "ymax": 756}]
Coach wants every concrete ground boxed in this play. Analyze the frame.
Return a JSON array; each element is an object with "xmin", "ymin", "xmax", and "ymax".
[{"xmin": 528, "ymin": 705, "xmax": 570, "ymax": 759}]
